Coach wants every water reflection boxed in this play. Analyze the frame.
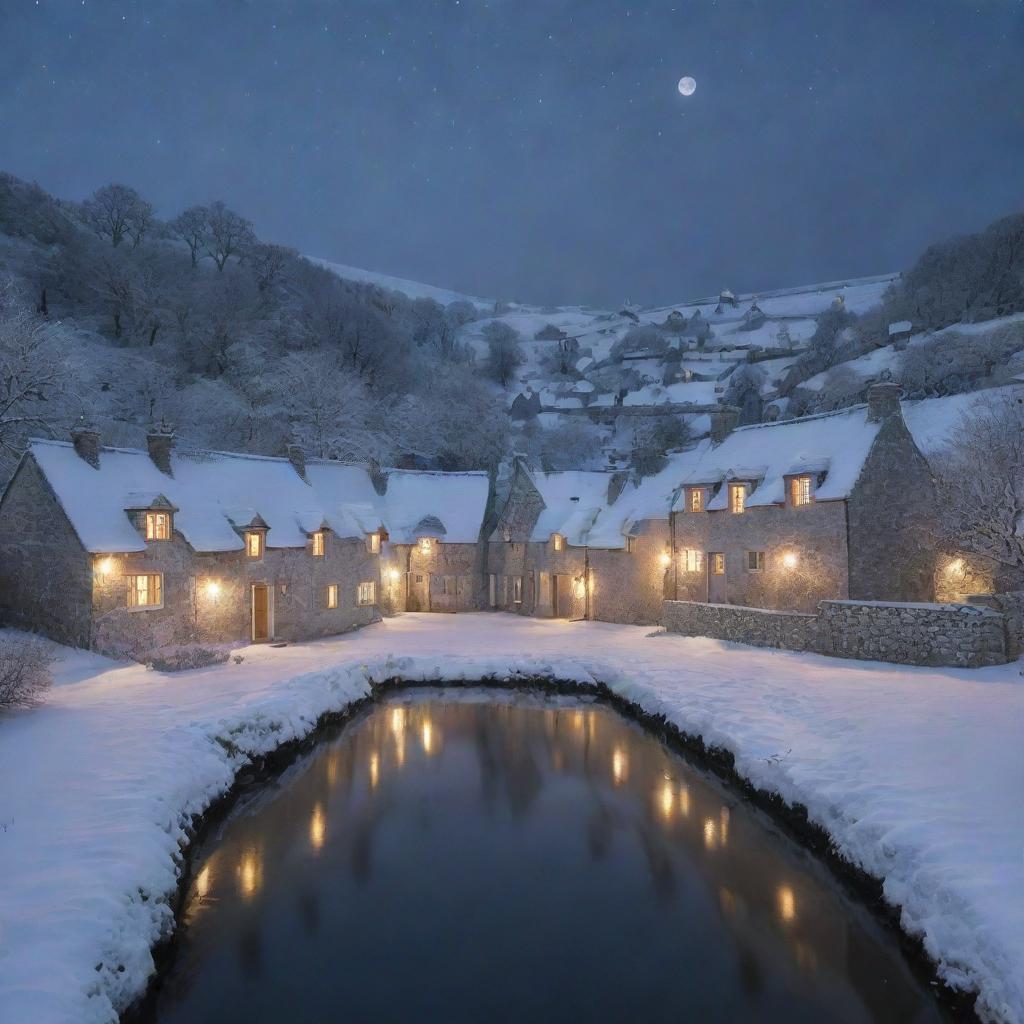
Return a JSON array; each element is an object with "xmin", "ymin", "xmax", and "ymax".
[{"xmin": 150, "ymin": 692, "xmax": 944, "ymax": 1024}]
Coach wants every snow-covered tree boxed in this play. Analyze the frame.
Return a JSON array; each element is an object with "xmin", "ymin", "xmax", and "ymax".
[
  {"xmin": 168, "ymin": 206, "xmax": 210, "ymax": 267},
  {"xmin": 482, "ymin": 321, "xmax": 524, "ymax": 387},
  {"xmin": 82, "ymin": 184, "xmax": 153, "ymax": 249},
  {"xmin": 203, "ymin": 201, "xmax": 256, "ymax": 272}
]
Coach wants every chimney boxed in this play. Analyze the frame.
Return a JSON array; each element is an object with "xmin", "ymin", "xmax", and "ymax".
[
  {"xmin": 710, "ymin": 405, "xmax": 740, "ymax": 445},
  {"xmin": 287, "ymin": 442, "xmax": 307, "ymax": 481},
  {"xmin": 866, "ymin": 382, "xmax": 902, "ymax": 423},
  {"xmin": 367, "ymin": 458, "xmax": 388, "ymax": 496},
  {"xmin": 146, "ymin": 421, "xmax": 175, "ymax": 476},
  {"xmin": 71, "ymin": 425, "xmax": 101, "ymax": 469},
  {"xmin": 607, "ymin": 470, "xmax": 629, "ymax": 505}
]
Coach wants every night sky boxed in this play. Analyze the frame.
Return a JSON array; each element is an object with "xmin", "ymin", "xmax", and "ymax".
[{"xmin": 2, "ymin": 1, "xmax": 1022, "ymax": 306}]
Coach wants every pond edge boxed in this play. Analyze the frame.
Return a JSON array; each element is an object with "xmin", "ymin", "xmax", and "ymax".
[{"xmin": 122, "ymin": 673, "xmax": 979, "ymax": 1024}]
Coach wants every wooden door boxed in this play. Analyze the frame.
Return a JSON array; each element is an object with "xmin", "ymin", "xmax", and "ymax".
[
  {"xmin": 552, "ymin": 575, "xmax": 562, "ymax": 618},
  {"xmin": 408, "ymin": 572, "xmax": 430, "ymax": 612},
  {"xmin": 252, "ymin": 583, "xmax": 271, "ymax": 641},
  {"xmin": 707, "ymin": 553, "xmax": 727, "ymax": 604},
  {"xmin": 488, "ymin": 574, "xmax": 497, "ymax": 608}
]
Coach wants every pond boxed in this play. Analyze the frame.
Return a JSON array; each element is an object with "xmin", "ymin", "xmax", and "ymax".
[{"xmin": 148, "ymin": 690, "xmax": 945, "ymax": 1023}]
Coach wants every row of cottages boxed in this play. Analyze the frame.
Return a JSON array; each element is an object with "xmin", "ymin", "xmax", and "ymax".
[
  {"xmin": 0, "ymin": 427, "xmax": 489, "ymax": 653},
  {"xmin": 489, "ymin": 383, "xmax": 937, "ymax": 618}
]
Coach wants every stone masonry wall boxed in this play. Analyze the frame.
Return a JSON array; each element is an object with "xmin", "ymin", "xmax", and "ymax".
[
  {"xmin": 0, "ymin": 456, "xmax": 93, "ymax": 646},
  {"xmin": 589, "ymin": 519, "xmax": 673, "ymax": 625},
  {"xmin": 386, "ymin": 541, "xmax": 484, "ymax": 613},
  {"xmin": 663, "ymin": 598, "xmax": 1010, "ymax": 668}
]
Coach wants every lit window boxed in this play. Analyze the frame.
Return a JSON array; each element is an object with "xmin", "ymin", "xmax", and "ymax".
[
  {"xmin": 626, "ymin": 535, "xmax": 637, "ymax": 554},
  {"xmin": 126, "ymin": 573, "xmax": 162, "ymax": 609},
  {"xmin": 145, "ymin": 511, "xmax": 170, "ymax": 541},
  {"xmin": 682, "ymin": 549, "xmax": 703, "ymax": 573},
  {"xmin": 711, "ymin": 553, "xmax": 725, "ymax": 575},
  {"xmin": 687, "ymin": 488, "xmax": 704, "ymax": 513},
  {"xmin": 245, "ymin": 532, "xmax": 264, "ymax": 559},
  {"xmin": 513, "ymin": 577, "xmax": 523, "ymax": 603},
  {"xmin": 357, "ymin": 581, "xmax": 377, "ymax": 606},
  {"xmin": 746, "ymin": 550, "xmax": 765, "ymax": 572},
  {"xmin": 326, "ymin": 584, "xmax": 339, "ymax": 609},
  {"xmin": 418, "ymin": 537, "xmax": 433, "ymax": 555},
  {"xmin": 790, "ymin": 476, "xmax": 812, "ymax": 507},
  {"xmin": 311, "ymin": 531, "xmax": 325, "ymax": 557},
  {"xmin": 369, "ymin": 532, "xmax": 381, "ymax": 554},
  {"xmin": 729, "ymin": 484, "xmax": 747, "ymax": 514},
  {"xmin": 552, "ymin": 533, "xmax": 564, "ymax": 552}
]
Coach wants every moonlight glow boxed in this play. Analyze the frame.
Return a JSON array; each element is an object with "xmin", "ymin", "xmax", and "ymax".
[{"xmin": 678, "ymin": 76, "xmax": 697, "ymax": 96}]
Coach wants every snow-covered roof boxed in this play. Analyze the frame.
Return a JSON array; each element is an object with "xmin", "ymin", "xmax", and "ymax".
[
  {"xmin": 888, "ymin": 320, "xmax": 913, "ymax": 335},
  {"xmin": 525, "ymin": 470, "xmax": 615, "ymax": 546},
  {"xmin": 25, "ymin": 440, "xmax": 488, "ymax": 554}
]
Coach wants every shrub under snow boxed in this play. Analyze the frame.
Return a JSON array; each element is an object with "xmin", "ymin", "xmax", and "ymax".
[
  {"xmin": 0, "ymin": 635, "xmax": 54, "ymax": 708},
  {"xmin": 143, "ymin": 644, "xmax": 231, "ymax": 673}
]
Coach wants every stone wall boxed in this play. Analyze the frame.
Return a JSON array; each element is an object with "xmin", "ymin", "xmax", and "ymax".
[
  {"xmin": 968, "ymin": 591, "xmax": 1024, "ymax": 659},
  {"xmin": 384, "ymin": 541, "xmax": 484, "ymax": 613},
  {"xmin": 662, "ymin": 597, "xmax": 1011, "ymax": 668},
  {"xmin": 486, "ymin": 539, "xmax": 588, "ymax": 619},
  {"xmin": 589, "ymin": 519, "xmax": 672, "ymax": 625}
]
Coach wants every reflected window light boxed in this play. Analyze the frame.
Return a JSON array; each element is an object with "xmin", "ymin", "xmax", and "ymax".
[
  {"xmin": 310, "ymin": 802, "xmax": 326, "ymax": 851},
  {"xmin": 326, "ymin": 752, "xmax": 339, "ymax": 787},
  {"xmin": 777, "ymin": 884, "xmax": 797, "ymax": 923},
  {"xmin": 719, "ymin": 806, "xmax": 730, "ymax": 846},
  {"xmin": 195, "ymin": 864, "xmax": 211, "ymax": 901},
  {"xmin": 678, "ymin": 784, "xmax": 690, "ymax": 818},
  {"xmin": 659, "ymin": 781, "xmax": 674, "ymax": 820},
  {"xmin": 390, "ymin": 706, "xmax": 406, "ymax": 736},
  {"xmin": 369, "ymin": 751, "xmax": 380, "ymax": 789},
  {"xmin": 719, "ymin": 887, "xmax": 736, "ymax": 916},
  {"xmin": 703, "ymin": 818, "xmax": 717, "ymax": 850},
  {"xmin": 421, "ymin": 720, "xmax": 434, "ymax": 754},
  {"xmin": 572, "ymin": 710, "xmax": 584, "ymax": 731},
  {"xmin": 612, "ymin": 747, "xmax": 627, "ymax": 785},
  {"xmin": 237, "ymin": 848, "xmax": 261, "ymax": 899}
]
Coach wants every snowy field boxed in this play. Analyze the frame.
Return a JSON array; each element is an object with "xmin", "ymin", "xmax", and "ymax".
[{"xmin": 0, "ymin": 614, "xmax": 1021, "ymax": 1024}]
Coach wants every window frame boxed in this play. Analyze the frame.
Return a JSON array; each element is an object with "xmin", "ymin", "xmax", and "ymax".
[
  {"xmin": 790, "ymin": 475, "xmax": 813, "ymax": 508},
  {"xmin": 417, "ymin": 537, "xmax": 433, "ymax": 555},
  {"xmin": 311, "ymin": 530, "xmax": 325, "ymax": 558},
  {"xmin": 357, "ymin": 580, "xmax": 377, "ymax": 606},
  {"xmin": 728, "ymin": 483, "xmax": 747, "ymax": 515},
  {"xmin": 682, "ymin": 549, "xmax": 704, "ymax": 573},
  {"xmin": 685, "ymin": 487, "xmax": 704, "ymax": 513},
  {"xmin": 626, "ymin": 535, "xmax": 637, "ymax": 554},
  {"xmin": 746, "ymin": 550, "xmax": 765, "ymax": 573},
  {"xmin": 245, "ymin": 531, "xmax": 265, "ymax": 560},
  {"xmin": 126, "ymin": 572, "xmax": 163, "ymax": 611},
  {"xmin": 513, "ymin": 576, "xmax": 523, "ymax": 604},
  {"xmin": 711, "ymin": 552, "xmax": 726, "ymax": 575},
  {"xmin": 145, "ymin": 511, "xmax": 171, "ymax": 541},
  {"xmin": 326, "ymin": 583, "xmax": 339, "ymax": 609},
  {"xmin": 367, "ymin": 532, "xmax": 381, "ymax": 554},
  {"xmin": 552, "ymin": 533, "xmax": 564, "ymax": 552}
]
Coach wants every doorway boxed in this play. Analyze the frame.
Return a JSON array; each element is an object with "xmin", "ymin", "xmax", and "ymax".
[
  {"xmin": 251, "ymin": 583, "xmax": 272, "ymax": 642},
  {"xmin": 408, "ymin": 572, "xmax": 430, "ymax": 612},
  {"xmin": 707, "ymin": 553, "xmax": 727, "ymax": 604}
]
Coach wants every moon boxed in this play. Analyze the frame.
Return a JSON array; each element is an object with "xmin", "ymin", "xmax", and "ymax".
[{"xmin": 678, "ymin": 76, "xmax": 697, "ymax": 97}]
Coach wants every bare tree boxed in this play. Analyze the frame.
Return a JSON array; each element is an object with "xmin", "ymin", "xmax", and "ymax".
[
  {"xmin": 0, "ymin": 635, "xmax": 53, "ymax": 708},
  {"xmin": 203, "ymin": 201, "xmax": 256, "ymax": 271},
  {"xmin": 482, "ymin": 320, "xmax": 524, "ymax": 387},
  {"xmin": 247, "ymin": 242, "xmax": 295, "ymax": 293},
  {"xmin": 169, "ymin": 205, "xmax": 209, "ymax": 267},
  {"xmin": 934, "ymin": 396, "xmax": 1024, "ymax": 577},
  {"xmin": 82, "ymin": 184, "xmax": 153, "ymax": 249}
]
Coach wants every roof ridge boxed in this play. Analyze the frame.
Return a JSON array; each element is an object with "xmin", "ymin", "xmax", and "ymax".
[{"xmin": 730, "ymin": 404, "xmax": 869, "ymax": 434}]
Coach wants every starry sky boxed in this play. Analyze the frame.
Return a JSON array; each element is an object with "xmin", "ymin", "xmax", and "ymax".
[{"xmin": 1, "ymin": 1, "xmax": 1023, "ymax": 306}]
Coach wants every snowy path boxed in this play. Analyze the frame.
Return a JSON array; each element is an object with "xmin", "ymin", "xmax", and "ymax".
[{"xmin": 0, "ymin": 614, "xmax": 1021, "ymax": 1023}]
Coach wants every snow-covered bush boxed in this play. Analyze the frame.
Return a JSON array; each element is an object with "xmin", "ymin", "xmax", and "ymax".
[
  {"xmin": 900, "ymin": 321, "xmax": 1024, "ymax": 398},
  {"xmin": 0, "ymin": 635, "xmax": 54, "ymax": 708},
  {"xmin": 143, "ymin": 644, "xmax": 231, "ymax": 673}
]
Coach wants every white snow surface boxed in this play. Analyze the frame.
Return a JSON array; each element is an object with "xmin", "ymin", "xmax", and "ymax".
[{"xmin": 0, "ymin": 614, "xmax": 1021, "ymax": 1024}]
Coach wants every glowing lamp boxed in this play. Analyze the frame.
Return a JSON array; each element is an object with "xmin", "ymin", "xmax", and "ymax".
[
  {"xmin": 95, "ymin": 557, "xmax": 114, "ymax": 577},
  {"xmin": 206, "ymin": 580, "xmax": 222, "ymax": 600},
  {"xmin": 782, "ymin": 552, "xmax": 799, "ymax": 570},
  {"xmin": 572, "ymin": 575, "xmax": 587, "ymax": 600},
  {"xmin": 659, "ymin": 550, "xmax": 672, "ymax": 568},
  {"xmin": 388, "ymin": 568, "xmax": 401, "ymax": 582}
]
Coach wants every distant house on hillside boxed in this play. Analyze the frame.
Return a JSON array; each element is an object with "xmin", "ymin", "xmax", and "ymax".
[
  {"xmin": 534, "ymin": 323, "xmax": 567, "ymax": 342},
  {"xmin": 888, "ymin": 320, "xmax": 914, "ymax": 350},
  {"xmin": 719, "ymin": 288, "xmax": 738, "ymax": 309},
  {"xmin": 509, "ymin": 389, "xmax": 542, "ymax": 421}
]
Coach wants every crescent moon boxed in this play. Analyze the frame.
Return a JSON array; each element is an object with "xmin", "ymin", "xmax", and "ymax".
[{"xmin": 678, "ymin": 76, "xmax": 696, "ymax": 97}]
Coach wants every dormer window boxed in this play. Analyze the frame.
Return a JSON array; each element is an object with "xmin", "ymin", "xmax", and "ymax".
[
  {"xmin": 367, "ymin": 532, "xmax": 381, "ymax": 554},
  {"xmin": 418, "ymin": 537, "xmax": 433, "ymax": 555},
  {"xmin": 245, "ymin": 531, "xmax": 265, "ymax": 559},
  {"xmin": 145, "ymin": 511, "xmax": 171, "ymax": 541},
  {"xmin": 729, "ymin": 483, "xmax": 747, "ymax": 514},
  {"xmin": 790, "ymin": 475, "xmax": 812, "ymax": 507},
  {"xmin": 685, "ymin": 487, "xmax": 704, "ymax": 513},
  {"xmin": 552, "ymin": 533, "xmax": 564, "ymax": 552},
  {"xmin": 311, "ymin": 531, "xmax": 325, "ymax": 557}
]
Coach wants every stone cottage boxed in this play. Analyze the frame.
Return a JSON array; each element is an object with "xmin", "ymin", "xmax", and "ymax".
[{"xmin": 0, "ymin": 427, "xmax": 489, "ymax": 653}]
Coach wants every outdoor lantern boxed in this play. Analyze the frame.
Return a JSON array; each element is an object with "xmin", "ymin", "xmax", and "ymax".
[
  {"xmin": 782, "ymin": 551, "xmax": 799, "ymax": 570},
  {"xmin": 95, "ymin": 557, "xmax": 114, "ymax": 578},
  {"xmin": 659, "ymin": 549, "xmax": 672, "ymax": 568},
  {"xmin": 388, "ymin": 567, "xmax": 401, "ymax": 582},
  {"xmin": 206, "ymin": 580, "xmax": 222, "ymax": 602},
  {"xmin": 573, "ymin": 574, "xmax": 587, "ymax": 600}
]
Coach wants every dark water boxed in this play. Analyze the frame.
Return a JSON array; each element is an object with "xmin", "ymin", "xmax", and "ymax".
[{"xmin": 151, "ymin": 691, "xmax": 944, "ymax": 1024}]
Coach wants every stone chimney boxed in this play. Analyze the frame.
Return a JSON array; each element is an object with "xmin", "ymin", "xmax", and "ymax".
[
  {"xmin": 146, "ymin": 422, "xmax": 175, "ymax": 476},
  {"xmin": 866, "ymin": 382, "xmax": 902, "ymax": 423},
  {"xmin": 71, "ymin": 425, "xmax": 101, "ymax": 469},
  {"xmin": 710, "ymin": 405, "xmax": 740, "ymax": 445},
  {"xmin": 367, "ymin": 458, "xmax": 388, "ymax": 496},
  {"xmin": 607, "ymin": 470, "xmax": 629, "ymax": 505},
  {"xmin": 287, "ymin": 442, "xmax": 307, "ymax": 481}
]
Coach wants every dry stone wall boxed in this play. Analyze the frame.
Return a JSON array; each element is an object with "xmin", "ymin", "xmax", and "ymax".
[{"xmin": 663, "ymin": 598, "xmax": 1010, "ymax": 668}]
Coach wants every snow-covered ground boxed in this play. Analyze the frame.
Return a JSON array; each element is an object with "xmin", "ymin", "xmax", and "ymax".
[{"xmin": 1, "ymin": 615, "xmax": 1021, "ymax": 1024}]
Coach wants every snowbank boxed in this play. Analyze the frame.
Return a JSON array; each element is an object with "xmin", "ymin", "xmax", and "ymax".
[{"xmin": 0, "ymin": 615, "xmax": 1021, "ymax": 1023}]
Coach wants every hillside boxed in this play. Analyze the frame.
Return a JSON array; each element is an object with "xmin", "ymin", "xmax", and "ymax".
[{"xmin": 2, "ymin": 170, "xmax": 1023, "ymax": 488}]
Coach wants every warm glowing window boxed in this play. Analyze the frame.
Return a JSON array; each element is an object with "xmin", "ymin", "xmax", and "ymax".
[
  {"xmin": 145, "ymin": 511, "xmax": 170, "ymax": 541},
  {"xmin": 729, "ymin": 484, "xmax": 747, "ymax": 514},
  {"xmin": 126, "ymin": 573, "xmax": 162, "ymax": 609},
  {"xmin": 417, "ymin": 537, "xmax": 433, "ymax": 555},
  {"xmin": 357, "ymin": 581, "xmax": 376, "ymax": 606},
  {"xmin": 368, "ymin": 532, "xmax": 381, "ymax": 554},
  {"xmin": 513, "ymin": 576, "xmax": 523, "ymax": 603},
  {"xmin": 746, "ymin": 550, "xmax": 765, "ymax": 572},
  {"xmin": 682, "ymin": 549, "xmax": 703, "ymax": 573},
  {"xmin": 790, "ymin": 476, "xmax": 812, "ymax": 507},
  {"xmin": 626, "ymin": 535, "xmax": 637, "ymax": 554},
  {"xmin": 687, "ymin": 487, "xmax": 704, "ymax": 513},
  {"xmin": 245, "ymin": 531, "xmax": 264, "ymax": 559},
  {"xmin": 311, "ymin": 531, "xmax": 325, "ymax": 557},
  {"xmin": 326, "ymin": 584, "xmax": 339, "ymax": 609},
  {"xmin": 711, "ymin": 552, "xmax": 725, "ymax": 575},
  {"xmin": 552, "ymin": 533, "xmax": 564, "ymax": 552}
]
